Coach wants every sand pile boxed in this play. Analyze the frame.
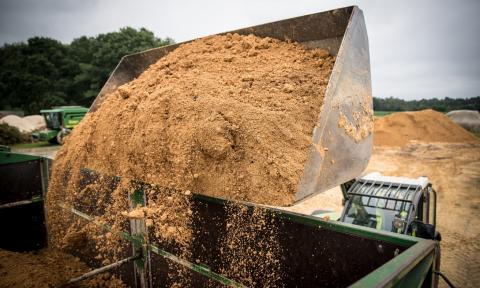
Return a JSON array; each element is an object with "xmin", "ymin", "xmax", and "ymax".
[
  {"xmin": 0, "ymin": 114, "xmax": 46, "ymax": 133},
  {"xmin": 374, "ymin": 109, "xmax": 479, "ymax": 147},
  {"xmin": 46, "ymin": 33, "xmax": 335, "ymax": 285},
  {"xmin": 0, "ymin": 115, "xmax": 35, "ymax": 133},
  {"xmin": 0, "ymin": 249, "xmax": 125, "ymax": 287},
  {"xmin": 23, "ymin": 115, "xmax": 47, "ymax": 131}
]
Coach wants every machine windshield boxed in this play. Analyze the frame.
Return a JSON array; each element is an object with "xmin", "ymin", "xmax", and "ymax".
[
  {"xmin": 43, "ymin": 112, "xmax": 60, "ymax": 129},
  {"xmin": 343, "ymin": 195, "xmax": 411, "ymax": 233}
]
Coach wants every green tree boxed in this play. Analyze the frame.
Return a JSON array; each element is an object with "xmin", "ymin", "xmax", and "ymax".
[
  {"xmin": 0, "ymin": 27, "xmax": 173, "ymax": 114},
  {"xmin": 0, "ymin": 37, "xmax": 74, "ymax": 114},
  {"xmin": 373, "ymin": 96, "xmax": 480, "ymax": 112},
  {"xmin": 70, "ymin": 27, "xmax": 173, "ymax": 106}
]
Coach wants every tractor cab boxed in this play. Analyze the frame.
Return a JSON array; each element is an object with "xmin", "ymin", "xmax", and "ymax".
[
  {"xmin": 35, "ymin": 106, "xmax": 88, "ymax": 144},
  {"xmin": 340, "ymin": 172, "xmax": 440, "ymax": 240},
  {"xmin": 42, "ymin": 110, "xmax": 62, "ymax": 130}
]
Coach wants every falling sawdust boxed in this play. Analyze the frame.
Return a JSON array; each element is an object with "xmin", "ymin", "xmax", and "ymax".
[
  {"xmin": 220, "ymin": 204, "xmax": 283, "ymax": 287},
  {"xmin": 46, "ymin": 33, "xmax": 335, "ymax": 285}
]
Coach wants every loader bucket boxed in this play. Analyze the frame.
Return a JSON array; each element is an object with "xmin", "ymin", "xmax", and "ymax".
[{"xmin": 90, "ymin": 6, "xmax": 373, "ymax": 203}]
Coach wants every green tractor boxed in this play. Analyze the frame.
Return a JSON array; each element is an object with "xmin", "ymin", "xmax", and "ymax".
[
  {"xmin": 313, "ymin": 172, "xmax": 441, "ymax": 241},
  {"xmin": 34, "ymin": 106, "xmax": 88, "ymax": 144},
  {"xmin": 313, "ymin": 173, "xmax": 447, "ymax": 286}
]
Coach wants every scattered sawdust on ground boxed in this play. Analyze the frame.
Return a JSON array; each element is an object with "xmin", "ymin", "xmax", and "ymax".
[
  {"xmin": 374, "ymin": 109, "xmax": 479, "ymax": 147},
  {"xmin": 0, "ymin": 249, "xmax": 125, "ymax": 288}
]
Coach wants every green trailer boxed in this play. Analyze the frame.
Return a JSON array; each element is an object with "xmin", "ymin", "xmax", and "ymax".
[
  {"xmin": 34, "ymin": 106, "xmax": 88, "ymax": 144},
  {"xmin": 0, "ymin": 151, "xmax": 441, "ymax": 287}
]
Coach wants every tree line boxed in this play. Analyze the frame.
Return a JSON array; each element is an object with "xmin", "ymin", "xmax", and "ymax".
[
  {"xmin": 0, "ymin": 27, "xmax": 173, "ymax": 115},
  {"xmin": 1, "ymin": 28, "xmax": 478, "ymax": 115},
  {"xmin": 373, "ymin": 96, "xmax": 479, "ymax": 112}
]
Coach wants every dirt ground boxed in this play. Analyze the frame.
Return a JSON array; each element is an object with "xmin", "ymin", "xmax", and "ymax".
[{"xmin": 367, "ymin": 142, "xmax": 480, "ymax": 288}]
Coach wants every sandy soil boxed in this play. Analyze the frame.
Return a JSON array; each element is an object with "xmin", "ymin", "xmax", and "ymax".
[
  {"xmin": 367, "ymin": 142, "xmax": 480, "ymax": 288},
  {"xmin": 374, "ymin": 109, "xmax": 478, "ymax": 147}
]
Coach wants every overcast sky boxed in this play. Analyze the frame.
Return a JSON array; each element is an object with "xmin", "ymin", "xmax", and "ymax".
[{"xmin": 1, "ymin": 0, "xmax": 479, "ymax": 100}]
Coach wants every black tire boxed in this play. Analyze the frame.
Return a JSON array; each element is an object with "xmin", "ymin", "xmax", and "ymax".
[
  {"xmin": 434, "ymin": 243, "xmax": 441, "ymax": 287},
  {"xmin": 48, "ymin": 137, "xmax": 59, "ymax": 144},
  {"xmin": 56, "ymin": 131, "xmax": 64, "ymax": 145}
]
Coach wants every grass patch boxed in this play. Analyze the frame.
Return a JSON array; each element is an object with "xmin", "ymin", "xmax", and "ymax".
[
  {"xmin": 374, "ymin": 111, "xmax": 398, "ymax": 117},
  {"xmin": 12, "ymin": 141, "xmax": 54, "ymax": 148}
]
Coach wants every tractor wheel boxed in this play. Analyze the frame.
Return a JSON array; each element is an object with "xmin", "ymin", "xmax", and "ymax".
[
  {"xmin": 48, "ymin": 137, "xmax": 59, "ymax": 144},
  {"xmin": 56, "ymin": 131, "xmax": 65, "ymax": 145}
]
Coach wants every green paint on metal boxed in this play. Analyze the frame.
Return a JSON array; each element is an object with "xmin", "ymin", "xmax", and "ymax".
[
  {"xmin": 30, "ymin": 195, "xmax": 43, "ymax": 203},
  {"xmin": 0, "ymin": 145, "xmax": 11, "ymax": 152},
  {"xmin": 39, "ymin": 158, "xmax": 51, "ymax": 197},
  {"xmin": 130, "ymin": 189, "xmax": 145, "ymax": 207},
  {"xmin": 36, "ymin": 130, "xmax": 58, "ymax": 142},
  {"xmin": 0, "ymin": 151, "xmax": 41, "ymax": 165},
  {"xmin": 393, "ymin": 252, "xmax": 434, "ymax": 288},
  {"xmin": 129, "ymin": 187, "xmax": 147, "ymax": 274},
  {"xmin": 350, "ymin": 239, "xmax": 435, "ymax": 288},
  {"xmin": 0, "ymin": 195, "xmax": 44, "ymax": 209},
  {"xmin": 149, "ymin": 244, "xmax": 246, "ymax": 287},
  {"xmin": 40, "ymin": 106, "xmax": 89, "ymax": 114},
  {"xmin": 58, "ymin": 203, "xmax": 143, "ymax": 247}
]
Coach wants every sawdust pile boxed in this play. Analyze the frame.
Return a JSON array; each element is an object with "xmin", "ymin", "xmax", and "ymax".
[
  {"xmin": 46, "ymin": 33, "xmax": 335, "ymax": 285},
  {"xmin": 0, "ymin": 249, "xmax": 125, "ymax": 287},
  {"xmin": 374, "ymin": 109, "xmax": 479, "ymax": 147}
]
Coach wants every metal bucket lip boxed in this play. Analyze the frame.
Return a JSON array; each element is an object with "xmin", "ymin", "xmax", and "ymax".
[{"xmin": 294, "ymin": 6, "xmax": 372, "ymax": 203}]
